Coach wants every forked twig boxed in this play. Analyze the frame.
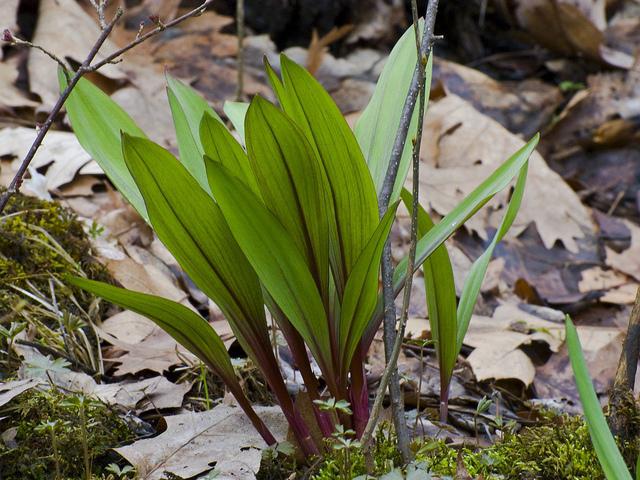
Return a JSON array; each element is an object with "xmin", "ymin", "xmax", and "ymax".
[{"xmin": 0, "ymin": 0, "xmax": 215, "ymax": 214}]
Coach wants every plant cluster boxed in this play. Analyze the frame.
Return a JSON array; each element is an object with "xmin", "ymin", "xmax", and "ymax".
[
  {"xmin": 0, "ymin": 388, "xmax": 133, "ymax": 479},
  {"xmin": 61, "ymin": 17, "xmax": 536, "ymax": 456}
]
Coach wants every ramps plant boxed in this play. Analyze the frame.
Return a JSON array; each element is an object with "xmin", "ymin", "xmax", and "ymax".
[{"xmin": 61, "ymin": 22, "xmax": 537, "ymax": 454}]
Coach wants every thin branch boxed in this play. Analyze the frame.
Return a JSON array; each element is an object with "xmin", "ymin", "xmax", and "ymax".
[
  {"xmin": 0, "ymin": 0, "xmax": 216, "ymax": 214},
  {"xmin": 365, "ymin": 0, "xmax": 439, "ymax": 459},
  {"xmin": 0, "ymin": 9, "xmax": 123, "ymax": 213},
  {"xmin": 87, "ymin": 0, "xmax": 215, "ymax": 73},
  {"xmin": 235, "ymin": 0, "xmax": 245, "ymax": 101}
]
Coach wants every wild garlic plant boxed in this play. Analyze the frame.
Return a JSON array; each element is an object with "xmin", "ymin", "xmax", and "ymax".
[{"xmin": 62, "ymin": 21, "xmax": 537, "ymax": 454}]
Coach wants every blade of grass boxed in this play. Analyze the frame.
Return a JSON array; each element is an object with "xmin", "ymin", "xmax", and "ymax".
[{"xmin": 566, "ymin": 315, "xmax": 632, "ymax": 480}]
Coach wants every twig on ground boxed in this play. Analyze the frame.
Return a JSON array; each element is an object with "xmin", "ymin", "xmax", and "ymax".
[
  {"xmin": 372, "ymin": 0, "xmax": 439, "ymax": 462},
  {"xmin": 608, "ymin": 286, "xmax": 640, "ymax": 440},
  {"xmin": 235, "ymin": 0, "xmax": 245, "ymax": 101},
  {"xmin": 0, "ymin": 0, "xmax": 215, "ymax": 214}
]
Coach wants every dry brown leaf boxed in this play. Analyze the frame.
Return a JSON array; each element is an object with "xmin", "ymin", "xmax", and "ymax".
[
  {"xmin": 464, "ymin": 303, "xmax": 564, "ymax": 385},
  {"xmin": 100, "ymin": 311, "xmax": 194, "ymax": 376},
  {"xmin": 543, "ymin": 72, "xmax": 640, "ymax": 157},
  {"xmin": 606, "ymin": 219, "xmax": 640, "ymax": 282},
  {"xmin": 515, "ymin": 0, "xmax": 606, "ymax": 59},
  {"xmin": 0, "ymin": 127, "xmax": 98, "ymax": 191},
  {"xmin": 535, "ymin": 324, "xmax": 624, "ymax": 405},
  {"xmin": 28, "ymin": 0, "xmax": 126, "ymax": 108},
  {"xmin": 0, "ymin": 379, "xmax": 43, "ymax": 408},
  {"xmin": 115, "ymin": 404, "xmax": 287, "ymax": 480},
  {"xmin": 0, "ymin": 59, "xmax": 39, "ymax": 110},
  {"xmin": 433, "ymin": 58, "xmax": 562, "ymax": 136},
  {"xmin": 93, "ymin": 376, "xmax": 192, "ymax": 412},
  {"xmin": 601, "ymin": 283, "xmax": 640, "ymax": 305},
  {"xmin": 418, "ymin": 94, "xmax": 593, "ymax": 253},
  {"xmin": 579, "ymin": 266, "xmax": 629, "ymax": 292}
]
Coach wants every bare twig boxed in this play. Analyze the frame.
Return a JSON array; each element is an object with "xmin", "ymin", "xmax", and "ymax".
[
  {"xmin": 608, "ymin": 286, "xmax": 640, "ymax": 440},
  {"xmin": 0, "ymin": 0, "xmax": 215, "ymax": 214},
  {"xmin": 364, "ymin": 0, "xmax": 439, "ymax": 458},
  {"xmin": 374, "ymin": 0, "xmax": 439, "ymax": 461},
  {"xmin": 235, "ymin": 0, "xmax": 245, "ymax": 101}
]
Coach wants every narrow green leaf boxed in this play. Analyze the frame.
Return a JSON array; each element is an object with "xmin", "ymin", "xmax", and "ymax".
[
  {"xmin": 394, "ymin": 135, "xmax": 539, "ymax": 295},
  {"xmin": 121, "ymin": 134, "xmax": 271, "ymax": 366},
  {"xmin": 365, "ymin": 134, "xmax": 539, "ymax": 342},
  {"xmin": 206, "ymin": 159, "xmax": 334, "ymax": 378},
  {"xmin": 268, "ymin": 55, "xmax": 379, "ymax": 289},
  {"xmin": 245, "ymin": 96, "xmax": 332, "ymax": 301},
  {"xmin": 199, "ymin": 112, "xmax": 259, "ymax": 195},
  {"xmin": 223, "ymin": 101, "xmax": 250, "ymax": 144},
  {"xmin": 166, "ymin": 75, "xmax": 221, "ymax": 192},
  {"xmin": 400, "ymin": 189, "xmax": 457, "ymax": 388},
  {"xmin": 58, "ymin": 68, "xmax": 147, "ymax": 220},
  {"xmin": 356, "ymin": 20, "xmax": 433, "ymax": 202},
  {"xmin": 456, "ymin": 161, "xmax": 528, "ymax": 352},
  {"xmin": 339, "ymin": 202, "xmax": 398, "ymax": 375},
  {"xmin": 565, "ymin": 316, "xmax": 632, "ymax": 480},
  {"xmin": 67, "ymin": 277, "xmax": 237, "ymax": 384}
]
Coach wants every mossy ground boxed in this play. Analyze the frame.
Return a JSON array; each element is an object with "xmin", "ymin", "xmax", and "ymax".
[
  {"xmin": 0, "ymin": 190, "xmax": 111, "ymax": 378},
  {"xmin": 258, "ymin": 410, "xmax": 640, "ymax": 479},
  {"xmin": 0, "ymin": 388, "xmax": 133, "ymax": 479}
]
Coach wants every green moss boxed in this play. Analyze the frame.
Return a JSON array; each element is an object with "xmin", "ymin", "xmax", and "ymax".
[
  {"xmin": 0, "ymin": 388, "xmax": 133, "ymax": 479},
  {"xmin": 0, "ymin": 189, "xmax": 110, "ymax": 315},
  {"xmin": 304, "ymin": 412, "xmax": 639, "ymax": 479}
]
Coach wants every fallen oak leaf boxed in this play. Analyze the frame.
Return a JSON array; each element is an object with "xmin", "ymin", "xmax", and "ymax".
[{"xmin": 115, "ymin": 404, "xmax": 287, "ymax": 480}]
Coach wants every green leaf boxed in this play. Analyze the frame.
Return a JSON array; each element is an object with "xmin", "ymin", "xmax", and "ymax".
[
  {"xmin": 67, "ymin": 277, "xmax": 237, "ymax": 384},
  {"xmin": 400, "ymin": 189, "xmax": 457, "ymax": 389},
  {"xmin": 166, "ymin": 75, "xmax": 222, "ymax": 192},
  {"xmin": 393, "ymin": 134, "xmax": 539, "ymax": 295},
  {"xmin": 245, "ymin": 96, "xmax": 333, "ymax": 301},
  {"xmin": 339, "ymin": 202, "xmax": 398, "ymax": 375},
  {"xmin": 456, "ymin": 161, "xmax": 528, "ymax": 352},
  {"xmin": 223, "ymin": 101, "xmax": 249, "ymax": 144},
  {"xmin": 199, "ymin": 112, "xmax": 260, "ymax": 195},
  {"xmin": 356, "ymin": 20, "xmax": 433, "ymax": 202},
  {"xmin": 120, "ymin": 134, "xmax": 271, "ymax": 366},
  {"xmin": 565, "ymin": 316, "xmax": 632, "ymax": 480},
  {"xmin": 205, "ymin": 159, "xmax": 334, "ymax": 379},
  {"xmin": 267, "ymin": 55, "xmax": 379, "ymax": 290},
  {"xmin": 366, "ymin": 134, "xmax": 539, "ymax": 342},
  {"xmin": 58, "ymin": 68, "xmax": 148, "ymax": 220}
]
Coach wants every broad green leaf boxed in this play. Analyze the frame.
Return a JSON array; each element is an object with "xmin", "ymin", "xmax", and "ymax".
[
  {"xmin": 401, "ymin": 189, "xmax": 457, "ymax": 389},
  {"xmin": 365, "ymin": 134, "xmax": 538, "ymax": 342},
  {"xmin": 456, "ymin": 161, "xmax": 528, "ymax": 352},
  {"xmin": 199, "ymin": 112, "xmax": 259, "ymax": 195},
  {"xmin": 566, "ymin": 316, "xmax": 632, "ymax": 480},
  {"xmin": 166, "ymin": 75, "xmax": 221, "ymax": 192},
  {"xmin": 356, "ymin": 20, "xmax": 433, "ymax": 202},
  {"xmin": 121, "ymin": 134, "xmax": 271, "ymax": 366},
  {"xmin": 267, "ymin": 55, "xmax": 379, "ymax": 290},
  {"xmin": 245, "ymin": 96, "xmax": 332, "ymax": 301},
  {"xmin": 339, "ymin": 202, "xmax": 398, "ymax": 376},
  {"xmin": 205, "ymin": 159, "xmax": 334, "ymax": 378},
  {"xmin": 67, "ymin": 277, "xmax": 237, "ymax": 384},
  {"xmin": 224, "ymin": 101, "xmax": 249, "ymax": 144},
  {"xmin": 58, "ymin": 68, "xmax": 147, "ymax": 220}
]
